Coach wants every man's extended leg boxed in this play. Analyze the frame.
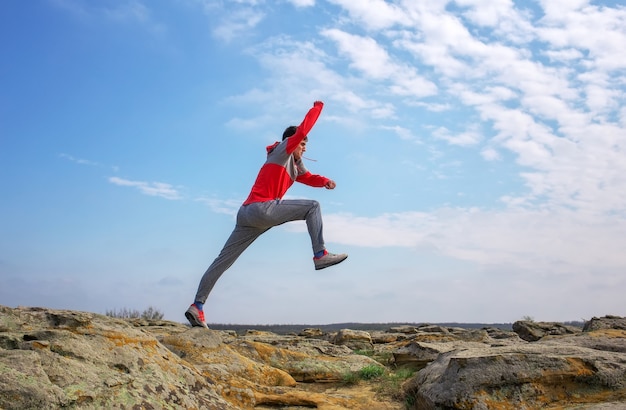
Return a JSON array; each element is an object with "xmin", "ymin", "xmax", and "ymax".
[
  {"xmin": 186, "ymin": 223, "xmax": 266, "ymax": 327},
  {"xmin": 194, "ymin": 224, "xmax": 266, "ymax": 304}
]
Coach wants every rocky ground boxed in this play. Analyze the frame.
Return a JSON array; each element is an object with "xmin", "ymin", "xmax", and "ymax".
[{"xmin": 1, "ymin": 305, "xmax": 625, "ymax": 409}]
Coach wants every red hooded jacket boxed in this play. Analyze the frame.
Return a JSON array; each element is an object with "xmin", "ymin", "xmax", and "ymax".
[{"xmin": 243, "ymin": 102, "xmax": 330, "ymax": 205}]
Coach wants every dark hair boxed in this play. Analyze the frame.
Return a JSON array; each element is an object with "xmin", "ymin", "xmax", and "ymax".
[{"xmin": 282, "ymin": 126, "xmax": 297, "ymax": 140}]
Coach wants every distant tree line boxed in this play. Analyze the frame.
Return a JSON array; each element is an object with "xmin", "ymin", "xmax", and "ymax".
[
  {"xmin": 105, "ymin": 306, "xmax": 164, "ymax": 320},
  {"xmin": 209, "ymin": 320, "xmax": 588, "ymax": 335},
  {"xmin": 102, "ymin": 309, "xmax": 585, "ymax": 331},
  {"xmin": 208, "ymin": 322, "xmax": 516, "ymax": 335}
]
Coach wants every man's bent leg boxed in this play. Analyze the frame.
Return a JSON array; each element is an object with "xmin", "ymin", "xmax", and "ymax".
[
  {"xmin": 262, "ymin": 199, "xmax": 325, "ymax": 254},
  {"xmin": 265, "ymin": 199, "xmax": 346, "ymax": 270}
]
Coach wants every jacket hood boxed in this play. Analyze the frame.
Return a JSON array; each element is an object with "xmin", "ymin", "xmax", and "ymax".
[{"xmin": 266, "ymin": 141, "xmax": 280, "ymax": 154}]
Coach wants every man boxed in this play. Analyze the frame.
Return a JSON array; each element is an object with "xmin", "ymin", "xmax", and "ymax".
[{"xmin": 185, "ymin": 100, "xmax": 348, "ymax": 328}]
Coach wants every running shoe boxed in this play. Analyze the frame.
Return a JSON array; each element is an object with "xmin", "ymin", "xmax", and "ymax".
[
  {"xmin": 314, "ymin": 251, "xmax": 348, "ymax": 270},
  {"xmin": 185, "ymin": 303, "xmax": 208, "ymax": 328}
]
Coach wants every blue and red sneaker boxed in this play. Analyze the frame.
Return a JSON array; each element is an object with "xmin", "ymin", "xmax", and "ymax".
[{"xmin": 185, "ymin": 303, "xmax": 208, "ymax": 328}]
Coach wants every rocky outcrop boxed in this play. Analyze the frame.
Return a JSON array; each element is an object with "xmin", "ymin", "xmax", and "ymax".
[
  {"xmin": 1, "ymin": 306, "xmax": 625, "ymax": 410},
  {"xmin": 0, "ymin": 307, "xmax": 235, "ymax": 409},
  {"xmin": 584, "ymin": 315, "xmax": 626, "ymax": 332},
  {"xmin": 333, "ymin": 329, "xmax": 374, "ymax": 351},
  {"xmin": 402, "ymin": 317, "xmax": 626, "ymax": 409},
  {"xmin": 512, "ymin": 319, "xmax": 582, "ymax": 341},
  {"xmin": 404, "ymin": 339, "xmax": 626, "ymax": 409},
  {"xmin": 0, "ymin": 306, "xmax": 400, "ymax": 410}
]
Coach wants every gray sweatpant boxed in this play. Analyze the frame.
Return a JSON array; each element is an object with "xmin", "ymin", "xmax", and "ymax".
[{"xmin": 194, "ymin": 199, "xmax": 325, "ymax": 303}]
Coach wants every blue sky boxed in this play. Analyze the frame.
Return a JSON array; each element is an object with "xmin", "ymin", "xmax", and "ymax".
[{"xmin": 1, "ymin": 0, "xmax": 625, "ymax": 325}]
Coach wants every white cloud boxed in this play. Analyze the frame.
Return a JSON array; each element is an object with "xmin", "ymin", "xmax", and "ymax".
[
  {"xmin": 455, "ymin": 0, "xmax": 517, "ymax": 27},
  {"xmin": 233, "ymin": 35, "xmax": 399, "ymax": 120},
  {"xmin": 542, "ymin": 48, "xmax": 584, "ymax": 63},
  {"xmin": 322, "ymin": 29, "xmax": 395, "ymax": 79},
  {"xmin": 108, "ymin": 177, "xmax": 182, "ymax": 200},
  {"xmin": 279, "ymin": 206, "xmax": 626, "ymax": 291},
  {"xmin": 59, "ymin": 153, "xmax": 99, "ymax": 167},
  {"xmin": 380, "ymin": 125, "xmax": 420, "ymax": 143},
  {"xmin": 321, "ymin": 207, "xmax": 626, "ymax": 274},
  {"xmin": 327, "ymin": 0, "xmax": 411, "ymax": 30},
  {"xmin": 212, "ymin": 8, "xmax": 265, "ymax": 42},
  {"xmin": 103, "ymin": 0, "xmax": 149, "ymax": 23},
  {"xmin": 537, "ymin": 2, "xmax": 626, "ymax": 71},
  {"xmin": 433, "ymin": 126, "xmax": 482, "ymax": 147},
  {"xmin": 51, "ymin": 0, "xmax": 166, "ymax": 34},
  {"xmin": 195, "ymin": 197, "xmax": 241, "ymax": 216},
  {"xmin": 322, "ymin": 29, "xmax": 437, "ymax": 98},
  {"xmin": 287, "ymin": 0, "xmax": 315, "ymax": 7},
  {"xmin": 481, "ymin": 147, "xmax": 500, "ymax": 161}
]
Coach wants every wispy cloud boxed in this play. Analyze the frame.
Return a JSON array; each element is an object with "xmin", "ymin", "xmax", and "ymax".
[
  {"xmin": 432, "ymin": 126, "xmax": 483, "ymax": 147},
  {"xmin": 108, "ymin": 177, "xmax": 182, "ymax": 200},
  {"xmin": 50, "ymin": 0, "xmax": 166, "ymax": 34},
  {"xmin": 327, "ymin": 0, "xmax": 411, "ymax": 31},
  {"xmin": 321, "ymin": 29, "xmax": 438, "ymax": 98},
  {"xmin": 214, "ymin": 9, "xmax": 265, "ymax": 42},
  {"xmin": 59, "ymin": 153, "xmax": 100, "ymax": 167},
  {"xmin": 287, "ymin": 0, "xmax": 316, "ymax": 7},
  {"xmin": 379, "ymin": 125, "xmax": 421, "ymax": 143},
  {"xmin": 195, "ymin": 197, "xmax": 241, "ymax": 216},
  {"xmin": 198, "ymin": 1, "xmax": 266, "ymax": 43}
]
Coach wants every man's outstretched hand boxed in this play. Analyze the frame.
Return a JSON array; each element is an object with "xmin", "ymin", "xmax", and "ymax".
[{"xmin": 324, "ymin": 180, "xmax": 336, "ymax": 190}]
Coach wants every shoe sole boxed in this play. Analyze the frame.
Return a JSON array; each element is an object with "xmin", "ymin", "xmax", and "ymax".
[
  {"xmin": 315, "ymin": 254, "xmax": 348, "ymax": 270},
  {"xmin": 185, "ymin": 311, "xmax": 208, "ymax": 328}
]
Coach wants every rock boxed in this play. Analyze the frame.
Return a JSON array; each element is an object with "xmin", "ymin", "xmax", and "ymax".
[
  {"xmin": 0, "ymin": 305, "xmax": 236, "ymax": 410},
  {"xmin": 388, "ymin": 325, "xmax": 419, "ymax": 334},
  {"xmin": 393, "ymin": 341, "xmax": 493, "ymax": 369},
  {"xmin": 236, "ymin": 330, "xmax": 354, "ymax": 357},
  {"xmin": 385, "ymin": 319, "xmax": 626, "ymax": 409},
  {"xmin": 299, "ymin": 328, "xmax": 325, "ymax": 338},
  {"xmin": 3, "ymin": 305, "xmax": 625, "ymax": 410},
  {"xmin": 332, "ymin": 329, "xmax": 374, "ymax": 351},
  {"xmin": 418, "ymin": 324, "xmax": 451, "ymax": 334},
  {"xmin": 513, "ymin": 320, "xmax": 582, "ymax": 341},
  {"xmin": 403, "ymin": 333, "xmax": 626, "ymax": 409},
  {"xmin": 584, "ymin": 316, "xmax": 626, "ymax": 332},
  {"xmin": 542, "ymin": 328, "xmax": 626, "ymax": 354},
  {"xmin": 483, "ymin": 326, "xmax": 521, "ymax": 340},
  {"xmin": 0, "ymin": 349, "xmax": 68, "ymax": 408},
  {"xmin": 0, "ymin": 306, "xmax": 402, "ymax": 410},
  {"xmin": 229, "ymin": 339, "xmax": 379, "ymax": 383},
  {"xmin": 371, "ymin": 331, "xmax": 399, "ymax": 344}
]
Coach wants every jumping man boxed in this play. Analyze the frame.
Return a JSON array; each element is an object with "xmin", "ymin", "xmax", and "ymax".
[{"xmin": 185, "ymin": 100, "xmax": 348, "ymax": 328}]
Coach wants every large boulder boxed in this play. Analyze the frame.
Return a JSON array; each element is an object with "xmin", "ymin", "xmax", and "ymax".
[
  {"xmin": 332, "ymin": 329, "xmax": 374, "ymax": 351},
  {"xmin": 584, "ymin": 316, "xmax": 626, "ymax": 332},
  {"xmin": 403, "ymin": 332, "xmax": 626, "ymax": 409},
  {"xmin": 224, "ymin": 331, "xmax": 378, "ymax": 383},
  {"xmin": 513, "ymin": 320, "xmax": 582, "ymax": 341},
  {"xmin": 299, "ymin": 328, "xmax": 325, "ymax": 338},
  {"xmin": 393, "ymin": 341, "xmax": 493, "ymax": 369}
]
